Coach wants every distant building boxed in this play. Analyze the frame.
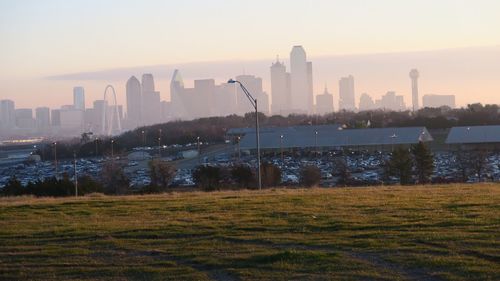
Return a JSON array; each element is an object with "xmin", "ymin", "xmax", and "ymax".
[
  {"xmin": 126, "ymin": 76, "xmax": 142, "ymax": 129},
  {"xmin": 214, "ymin": 82, "xmax": 237, "ymax": 117},
  {"xmin": 92, "ymin": 100, "xmax": 107, "ymax": 134},
  {"xmin": 290, "ymin": 46, "xmax": 313, "ymax": 114},
  {"xmin": 235, "ymin": 74, "xmax": 269, "ymax": 116},
  {"xmin": 194, "ymin": 79, "xmax": 216, "ymax": 118},
  {"xmin": 73, "ymin": 86, "xmax": 85, "ymax": 110},
  {"xmin": 359, "ymin": 93, "xmax": 375, "ymax": 111},
  {"xmin": 409, "ymin": 69, "xmax": 419, "ymax": 111},
  {"xmin": 270, "ymin": 57, "xmax": 291, "ymax": 115},
  {"xmin": 376, "ymin": 91, "xmax": 406, "ymax": 111},
  {"xmin": 0, "ymin": 99, "xmax": 15, "ymax": 130},
  {"xmin": 60, "ymin": 107, "xmax": 84, "ymax": 132},
  {"xmin": 35, "ymin": 107, "xmax": 50, "ymax": 132},
  {"xmin": 141, "ymin": 74, "xmax": 161, "ymax": 126},
  {"xmin": 422, "ymin": 94, "xmax": 456, "ymax": 108},
  {"xmin": 15, "ymin": 108, "xmax": 34, "ymax": 129},
  {"xmin": 51, "ymin": 109, "xmax": 61, "ymax": 127},
  {"xmin": 339, "ymin": 75, "xmax": 356, "ymax": 111},
  {"xmin": 315, "ymin": 86, "xmax": 334, "ymax": 115}
]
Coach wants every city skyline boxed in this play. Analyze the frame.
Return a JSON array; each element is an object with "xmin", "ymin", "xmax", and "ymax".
[{"xmin": 1, "ymin": 1, "xmax": 500, "ymax": 110}]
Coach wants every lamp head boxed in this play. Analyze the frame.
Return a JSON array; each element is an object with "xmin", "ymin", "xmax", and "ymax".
[{"xmin": 227, "ymin": 79, "xmax": 236, "ymax": 84}]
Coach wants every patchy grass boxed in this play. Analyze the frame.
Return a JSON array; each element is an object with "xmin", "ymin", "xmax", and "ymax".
[{"xmin": 0, "ymin": 184, "xmax": 499, "ymax": 280}]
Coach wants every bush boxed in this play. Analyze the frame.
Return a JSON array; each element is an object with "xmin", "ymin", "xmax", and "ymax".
[
  {"xmin": 231, "ymin": 164, "xmax": 255, "ymax": 189},
  {"xmin": 300, "ymin": 165, "xmax": 321, "ymax": 187},
  {"xmin": 149, "ymin": 159, "xmax": 176, "ymax": 190},
  {"xmin": 260, "ymin": 162, "xmax": 282, "ymax": 188},
  {"xmin": 193, "ymin": 165, "xmax": 223, "ymax": 191}
]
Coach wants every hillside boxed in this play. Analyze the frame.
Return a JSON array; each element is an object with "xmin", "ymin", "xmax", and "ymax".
[{"xmin": 0, "ymin": 184, "xmax": 499, "ymax": 280}]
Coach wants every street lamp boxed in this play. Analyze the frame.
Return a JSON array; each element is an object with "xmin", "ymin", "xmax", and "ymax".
[
  {"xmin": 53, "ymin": 142, "xmax": 58, "ymax": 179},
  {"xmin": 73, "ymin": 152, "xmax": 78, "ymax": 197},
  {"xmin": 141, "ymin": 130, "xmax": 145, "ymax": 160},
  {"xmin": 237, "ymin": 136, "xmax": 241, "ymax": 161},
  {"xmin": 95, "ymin": 138, "xmax": 99, "ymax": 157},
  {"xmin": 280, "ymin": 135, "xmax": 284, "ymax": 163},
  {"xmin": 158, "ymin": 129, "xmax": 162, "ymax": 158},
  {"xmin": 111, "ymin": 139, "xmax": 115, "ymax": 161},
  {"xmin": 228, "ymin": 78, "xmax": 262, "ymax": 190},
  {"xmin": 315, "ymin": 131, "xmax": 318, "ymax": 155},
  {"xmin": 390, "ymin": 133, "xmax": 397, "ymax": 152},
  {"xmin": 197, "ymin": 136, "xmax": 201, "ymax": 164}
]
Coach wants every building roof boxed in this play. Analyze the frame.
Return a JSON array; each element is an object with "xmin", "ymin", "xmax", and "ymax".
[
  {"xmin": 445, "ymin": 125, "xmax": 500, "ymax": 144},
  {"xmin": 236, "ymin": 126, "xmax": 433, "ymax": 149}
]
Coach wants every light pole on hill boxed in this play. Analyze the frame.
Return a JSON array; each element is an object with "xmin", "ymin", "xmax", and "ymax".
[
  {"xmin": 53, "ymin": 142, "xmax": 58, "ymax": 179},
  {"xmin": 228, "ymin": 78, "xmax": 261, "ymax": 190}
]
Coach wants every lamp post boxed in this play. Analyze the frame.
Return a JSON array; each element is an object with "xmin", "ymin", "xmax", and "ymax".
[
  {"xmin": 390, "ymin": 133, "xmax": 397, "ymax": 152},
  {"xmin": 280, "ymin": 135, "xmax": 284, "ymax": 163},
  {"xmin": 197, "ymin": 136, "xmax": 201, "ymax": 164},
  {"xmin": 237, "ymin": 136, "xmax": 241, "ymax": 162},
  {"xmin": 141, "ymin": 130, "xmax": 145, "ymax": 160},
  {"xmin": 228, "ymin": 79, "xmax": 261, "ymax": 190},
  {"xmin": 53, "ymin": 142, "xmax": 58, "ymax": 179},
  {"xmin": 95, "ymin": 138, "xmax": 99, "ymax": 157},
  {"xmin": 111, "ymin": 139, "xmax": 115, "ymax": 161},
  {"xmin": 73, "ymin": 152, "xmax": 78, "ymax": 197},
  {"xmin": 158, "ymin": 129, "xmax": 162, "ymax": 158},
  {"xmin": 315, "ymin": 131, "xmax": 318, "ymax": 155}
]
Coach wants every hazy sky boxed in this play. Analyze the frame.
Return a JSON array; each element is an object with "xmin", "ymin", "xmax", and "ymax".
[{"xmin": 1, "ymin": 0, "xmax": 499, "ymax": 109}]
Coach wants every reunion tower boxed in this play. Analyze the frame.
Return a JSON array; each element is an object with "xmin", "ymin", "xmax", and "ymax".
[{"xmin": 409, "ymin": 69, "xmax": 420, "ymax": 111}]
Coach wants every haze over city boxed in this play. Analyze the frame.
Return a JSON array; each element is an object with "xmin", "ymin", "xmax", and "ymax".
[{"xmin": 1, "ymin": 0, "xmax": 499, "ymax": 111}]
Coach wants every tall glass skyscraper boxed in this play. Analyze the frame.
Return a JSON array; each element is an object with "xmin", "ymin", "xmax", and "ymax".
[{"xmin": 73, "ymin": 87, "xmax": 85, "ymax": 110}]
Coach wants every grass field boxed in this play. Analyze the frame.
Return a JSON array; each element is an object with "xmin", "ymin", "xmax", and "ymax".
[{"xmin": 0, "ymin": 184, "xmax": 499, "ymax": 281}]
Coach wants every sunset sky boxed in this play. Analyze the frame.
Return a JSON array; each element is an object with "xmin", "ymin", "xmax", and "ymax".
[{"xmin": 1, "ymin": 0, "xmax": 499, "ymax": 109}]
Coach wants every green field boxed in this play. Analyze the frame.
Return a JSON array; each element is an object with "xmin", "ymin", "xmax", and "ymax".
[{"xmin": 0, "ymin": 184, "xmax": 499, "ymax": 281}]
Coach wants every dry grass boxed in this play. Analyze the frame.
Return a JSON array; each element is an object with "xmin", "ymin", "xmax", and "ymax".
[{"xmin": 0, "ymin": 183, "xmax": 499, "ymax": 280}]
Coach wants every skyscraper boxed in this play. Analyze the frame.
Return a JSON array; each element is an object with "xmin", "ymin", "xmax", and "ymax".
[
  {"xmin": 235, "ymin": 74, "xmax": 269, "ymax": 116},
  {"xmin": 73, "ymin": 87, "xmax": 85, "ymax": 110},
  {"xmin": 170, "ymin": 69, "xmax": 188, "ymax": 118},
  {"xmin": 35, "ymin": 107, "xmax": 50, "ymax": 132},
  {"xmin": 141, "ymin": 74, "xmax": 161, "ymax": 125},
  {"xmin": 290, "ymin": 46, "xmax": 313, "ymax": 113},
  {"xmin": 270, "ymin": 57, "xmax": 291, "ymax": 115},
  {"xmin": 359, "ymin": 93, "xmax": 375, "ymax": 111},
  {"xmin": 0, "ymin": 99, "xmax": 15, "ymax": 130},
  {"xmin": 339, "ymin": 75, "xmax": 356, "ymax": 111},
  {"xmin": 126, "ymin": 76, "xmax": 142, "ymax": 129},
  {"xmin": 315, "ymin": 85, "xmax": 334, "ymax": 115},
  {"xmin": 141, "ymin": 74, "xmax": 155, "ymax": 93},
  {"xmin": 409, "ymin": 69, "xmax": 420, "ymax": 111}
]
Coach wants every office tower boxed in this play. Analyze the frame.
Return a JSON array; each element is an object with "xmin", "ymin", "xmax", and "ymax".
[
  {"xmin": 126, "ymin": 76, "xmax": 142, "ymax": 129},
  {"xmin": 35, "ymin": 107, "xmax": 50, "ymax": 132},
  {"xmin": 15, "ymin": 108, "xmax": 34, "ymax": 129},
  {"xmin": 214, "ymin": 82, "xmax": 237, "ymax": 117},
  {"xmin": 375, "ymin": 91, "xmax": 406, "ymax": 111},
  {"xmin": 141, "ymin": 74, "xmax": 155, "ymax": 93},
  {"xmin": 339, "ymin": 75, "xmax": 356, "ymax": 111},
  {"xmin": 170, "ymin": 70, "xmax": 189, "ymax": 118},
  {"xmin": 290, "ymin": 46, "xmax": 313, "ymax": 113},
  {"xmin": 194, "ymin": 79, "xmax": 216, "ymax": 118},
  {"xmin": 141, "ymin": 74, "xmax": 161, "ymax": 125},
  {"xmin": 51, "ymin": 109, "xmax": 61, "ymax": 127},
  {"xmin": 0, "ymin": 99, "xmax": 16, "ymax": 130},
  {"xmin": 60, "ymin": 107, "xmax": 84, "ymax": 132},
  {"xmin": 409, "ymin": 69, "xmax": 419, "ymax": 111},
  {"xmin": 235, "ymin": 74, "xmax": 269, "ymax": 116},
  {"xmin": 73, "ymin": 87, "xmax": 85, "ymax": 110},
  {"xmin": 92, "ymin": 100, "xmax": 107, "ymax": 133},
  {"xmin": 270, "ymin": 57, "xmax": 291, "ymax": 115},
  {"xmin": 359, "ymin": 93, "xmax": 375, "ymax": 111},
  {"xmin": 422, "ymin": 94, "xmax": 456, "ymax": 108},
  {"xmin": 307, "ymin": 62, "xmax": 314, "ymax": 113},
  {"xmin": 315, "ymin": 85, "xmax": 334, "ymax": 115}
]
